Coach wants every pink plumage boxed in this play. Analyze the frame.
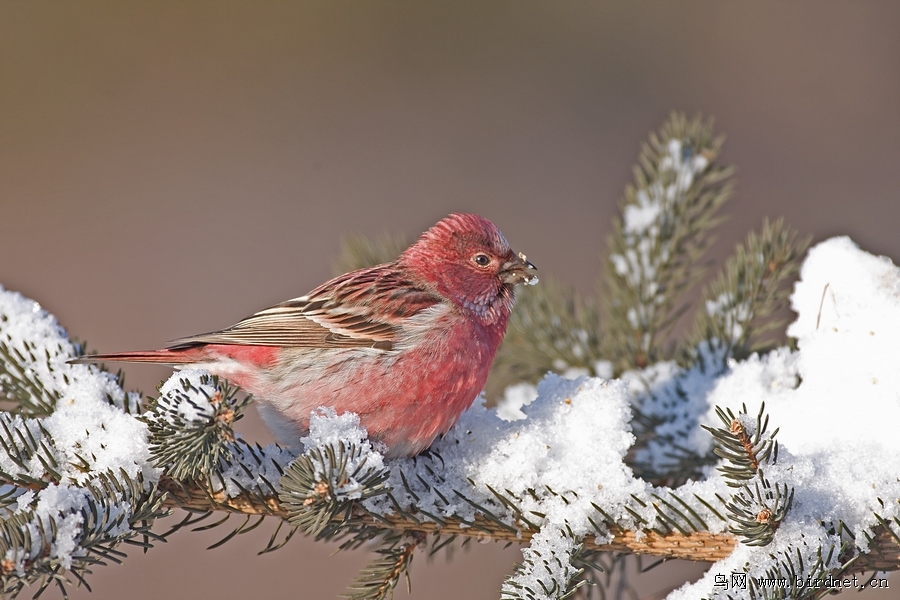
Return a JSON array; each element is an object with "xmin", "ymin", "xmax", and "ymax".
[{"xmin": 74, "ymin": 213, "xmax": 537, "ymax": 458}]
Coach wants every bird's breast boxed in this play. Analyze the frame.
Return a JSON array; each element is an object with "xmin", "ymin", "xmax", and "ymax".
[{"xmin": 244, "ymin": 304, "xmax": 505, "ymax": 457}]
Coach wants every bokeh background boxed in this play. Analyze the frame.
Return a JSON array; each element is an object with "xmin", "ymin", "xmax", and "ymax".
[{"xmin": 2, "ymin": 2, "xmax": 899, "ymax": 599}]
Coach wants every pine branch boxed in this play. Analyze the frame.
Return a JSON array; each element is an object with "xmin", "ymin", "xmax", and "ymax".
[
  {"xmin": 3, "ymin": 111, "xmax": 895, "ymax": 600},
  {"xmin": 157, "ymin": 475, "xmax": 735, "ymax": 559},
  {"xmin": 686, "ymin": 218, "xmax": 811, "ymax": 367},
  {"xmin": 146, "ymin": 480, "xmax": 900, "ymax": 573},
  {"xmin": 0, "ymin": 339, "xmax": 61, "ymax": 416},
  {"xmin": 0, "ymin": 413, "xmax": 62, "ymax": 488},
  {"xmin": 0, "ymin": 471, "xmax": 168, "ymax": 599}
]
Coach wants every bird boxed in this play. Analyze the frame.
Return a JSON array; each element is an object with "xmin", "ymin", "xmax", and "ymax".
[{"xmin": 72, "ymin": 214, "xmax": 537, "ymax": 458}]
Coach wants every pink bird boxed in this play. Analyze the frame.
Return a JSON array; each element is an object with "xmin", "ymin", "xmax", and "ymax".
[{"xmin": 74, "ymin": 214, "xmax": 537, "ymax": 458}]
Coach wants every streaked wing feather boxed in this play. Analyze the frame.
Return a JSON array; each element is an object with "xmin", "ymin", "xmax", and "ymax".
[{"xmin": 167, "ymin": 264, "xmax": 439, "ymax": 351}]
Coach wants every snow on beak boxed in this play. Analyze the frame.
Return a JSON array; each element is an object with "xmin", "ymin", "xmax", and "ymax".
[{"xmin": 500, "ymin": 251, "xmax": 539, "ymax": 286}]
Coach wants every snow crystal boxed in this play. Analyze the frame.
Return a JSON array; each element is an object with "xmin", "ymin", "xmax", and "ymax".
[
  {"xmin": 501, "ymin": 526, "xmax": 580, "ymax": 599},
  {"xmin": 157, "ymin": 368, "xmax": 221, "ymax": 424},
  {"xmin": 367, "ymin": 375, "xmax": 660, "ymax": 540},
  {"xmin": 623, "ymin": 201, "xmax": 662, "ymax": 236},
  {"xmin": 0, "ymin": 286, "xmax": 156, "ymax": 486},
  {"xmin": 300, "ymin": 407, "xmax": 386, "ymax": 501},
  {"xmin": 302, "ymin": 407, "xmax": 373, "ymax": 452},
  {"xmin": 45, "ymin": 376, "xmax": 155, "ymax": 485},
  {"xmin": 15, "ymin": 490, "xmax": 34, "ymax": 512},
  {"xmin": 495, "ymin": 383, "xmax": 538, "ymax": 421},
  {"xmin": 593, "ymin": 360, "xmax": 614, "ymax": 380},
  {"xmin": 32, "ymin": 485, "xmax": 89, "ymax": 569}
]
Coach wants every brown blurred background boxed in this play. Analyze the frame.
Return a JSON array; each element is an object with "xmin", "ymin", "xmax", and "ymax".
[{"xmin": 1, "ymin": 2, "xmax": 899, "ymax": 599}]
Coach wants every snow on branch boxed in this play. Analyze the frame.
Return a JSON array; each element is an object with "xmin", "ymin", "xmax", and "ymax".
[
  {"xmin": 4, "ymin": 233, "xmax": 900, "ymax": 599},
  {"xmin": 3, "ymin": 115, "xmax": 900, "ymax": 599},
  {"xmin": 5, "ymin": 234, "xmax": 900, "ymax": 598}
]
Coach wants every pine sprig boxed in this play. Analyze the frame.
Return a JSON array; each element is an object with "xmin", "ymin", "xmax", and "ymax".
[
  {"xmin": 726, "ymin": 479, "xmax": 793, "ymax": 547},
  {"xmin": 686, "ymin": 218, "xmax": 811, "ymax": 367},
  {"xmin": 0, "ymin": 290, "xmax": 97, "ymax": 417},
  {"xmin": 739, "ymin": 534, "xmax": 856, "ymax": 600},
  {"xmin": 705, "ymin": 403, "xmax": 779, "ymax": 486},
  {"xmin": 604, "ymin": 113, "xmax": 733, "ymax": 372},
  {"xmin": 279, "ymin": 440, "xmax": 390, "ymax": 538},
  {"xmin": 704, "ymin": 403, "xmax": 792, "ymax": 546},
  {"xmin": 567, "ymin": 553, "xmax": 644, "ymax": 600},
  {"xmin": 0, "ymin": 339, "xmax": 67, "ymax": 417},
  {"xmin": 143, "ymin": 373, "xmax": 250, "ymax": 482},
  {"xmin": 0, "ymin": 471, "xmax": 167, "ymax": 599},
  {"xmin": 345, "ymin": 531, "xmax": 423, "ymax": 600},
  {"xmin": 0, "ymin": 414, "xmax": 62, "ymax": 488}
]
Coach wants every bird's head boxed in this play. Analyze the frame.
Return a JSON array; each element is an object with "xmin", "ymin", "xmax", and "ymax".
[{"xmin": 399, "ymin": 213, "xmax": 538, "ymax": 323}]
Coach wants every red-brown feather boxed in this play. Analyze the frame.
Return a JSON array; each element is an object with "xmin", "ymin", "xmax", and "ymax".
[
  {"xmin": 69, "ymin": 349, "xmax": 203, "ymax": 365},
  {"xmin": 71, "ymin": 345, "xmax": 280, "ymax": 369}
]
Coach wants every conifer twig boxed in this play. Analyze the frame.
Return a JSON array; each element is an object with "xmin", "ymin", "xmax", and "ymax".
[{"xmin": 604, "ymin": 113, "xmax": 733, "ymax": 371}]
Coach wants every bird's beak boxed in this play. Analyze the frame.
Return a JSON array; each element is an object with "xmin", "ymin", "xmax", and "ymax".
[{"xmin": 500, "ymin": 251, "xmax": 539, "ymax": 286}]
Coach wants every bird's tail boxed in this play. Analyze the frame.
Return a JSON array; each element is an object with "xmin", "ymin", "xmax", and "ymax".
[{"xmin": 68, "ymin": 349, "xmax": 200, "ymax": 365}]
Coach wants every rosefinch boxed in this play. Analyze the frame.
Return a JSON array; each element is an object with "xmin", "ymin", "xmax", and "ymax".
[{"xmin": 73, "ymin": 214, "xmax": 537, "ymax": 457}]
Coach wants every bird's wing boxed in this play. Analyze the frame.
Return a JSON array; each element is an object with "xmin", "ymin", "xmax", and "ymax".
[{"xmin": 167, "ymin": 265, "xmax": 440, "ymax": 352}]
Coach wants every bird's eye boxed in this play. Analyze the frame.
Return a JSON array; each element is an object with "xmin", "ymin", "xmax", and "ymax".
[{"xmin": 473, "ymin": 253, "xmax": 491, "ymax": 267}]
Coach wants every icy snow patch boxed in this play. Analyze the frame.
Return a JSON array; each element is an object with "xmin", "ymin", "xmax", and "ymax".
[
  {"xmin": 0, "ymin": 286, "xmax": 154, "ymax": 485},
  {"xmin": 366, "ymin": 375, "xmax": 652, "ymax": 540},
  {"xmin": 300, "ymin": 407, "xmax": 386, "ymax": 501},
  {"xmin": 495, "ymin": 382, "xmax": 538, "ymax": 421}
]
